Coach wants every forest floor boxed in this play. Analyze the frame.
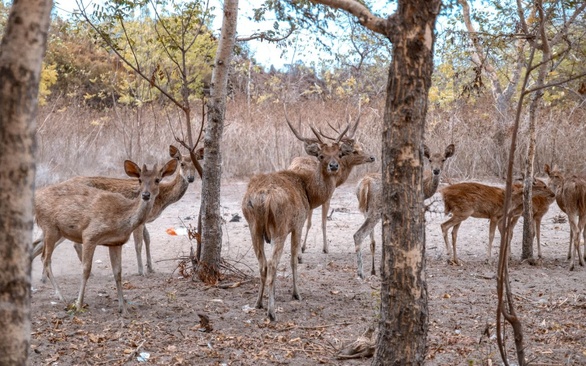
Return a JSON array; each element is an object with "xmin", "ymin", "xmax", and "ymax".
[{"xmin": 30, "ymin": 179, "xmax": 586, "ymax": 365}]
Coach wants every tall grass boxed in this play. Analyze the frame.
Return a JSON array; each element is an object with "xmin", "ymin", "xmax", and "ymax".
[{"xmin": 35, "ymin": 96, "xmax": 586, "ymax": 188}]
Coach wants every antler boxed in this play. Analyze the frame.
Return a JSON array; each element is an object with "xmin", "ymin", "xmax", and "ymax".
[
  {"xmin": 347, "ymin": 104, "xmax": 362, "ymax": 139},
  {"xmin": 284, "ymin": 104, "xmax": 320, "ymax": 144}
]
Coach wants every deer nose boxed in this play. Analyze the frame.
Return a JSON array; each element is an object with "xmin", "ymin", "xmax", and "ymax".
[
  {"xmin": 433, "ymin": 168, "xmax": 440, "ymax": 175},
  {"xmin": 328, "ymin": 161, "xmax": 339, "ymax": 172},
  {"xmin": 142, "ymin": 192, "xmax": 151, "ymax": 201},
  {"xmin": 187, "ymin": 176, "xmax": 195, "ymax": 183}
]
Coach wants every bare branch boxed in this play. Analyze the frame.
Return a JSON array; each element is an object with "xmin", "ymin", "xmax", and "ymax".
[
  {"xmin": 237, "ymin": 25, "xmax": 296, "ymax": 42},
  {"xmin": 308, "ymin": 0, "xmax": 390, "ymax": 37}
]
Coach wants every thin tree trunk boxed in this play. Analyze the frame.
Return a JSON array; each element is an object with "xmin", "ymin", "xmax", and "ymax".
[
  {"xmin": 373, "ymin": 0, "xmax": 439, "ymax": 364},
  {"xmin": 0, "ymin": 0, "xmax": 52, "ymax": 364},
  {"xmin": 198, "ymin": 0, "xmax": 238, "ymax": 284}
]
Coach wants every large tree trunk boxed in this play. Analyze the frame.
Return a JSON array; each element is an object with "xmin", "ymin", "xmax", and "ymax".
[
  {"xmin": 373, "ymin": 0, "xmax": 439, "ymax": 364},
  {"xmin": 198, "ymin": 0, "xmax": 238, "ymax": 284},
  {"xmin": 0, "ymin": 0, "xmax": 52, "ymax": 364}
]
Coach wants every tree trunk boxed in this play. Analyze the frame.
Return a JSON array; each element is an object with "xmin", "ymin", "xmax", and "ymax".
[
  {"xmin": 198, "ymin": 0, "xmax": 238, "ymax": 284},
  {"xmin": 0, "ymin": 0, "xmax": 52, "ymax": 364},
  {"xmin": 373, "ymin": 0, "xmax": 439, "ymax": 364}
]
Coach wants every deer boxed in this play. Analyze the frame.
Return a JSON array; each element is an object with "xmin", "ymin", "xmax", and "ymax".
[
  {"xmin": 440, "ymin": 179, "xmax": 555, "ymax": 265},
  {"xmin": 35, "ymin": 158, "xmax": 178, "ymax": 314},
  {"xmin": 352, "ymin": 144, "xmax": 455, "ymax": 279},
  {"xmin": 507, "ymin": 179, "xmax": 556, "ymax": 259},
  {"xmin": 242, "ymin": 117, "xmax": 354, "ymax": 321},
  {"xmin": 545, "ymin": 164, "xmax": 586, "ymax": 270},
  {"xmin": 287, "ymin": 116, "xmax": 376, "ymax": 258},
  {"xmin": 32, "ymin": 145, "xmax": 203, "ymax": 277}
]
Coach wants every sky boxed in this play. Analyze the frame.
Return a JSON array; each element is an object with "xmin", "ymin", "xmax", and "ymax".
[{"xmin": 53, "ymin": 0, "xmax": 311, "ymax": 70}]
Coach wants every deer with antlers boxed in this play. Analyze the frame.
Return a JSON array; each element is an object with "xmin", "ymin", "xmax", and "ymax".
[
  {"xmin": 352, "ymin": 144, "xmax": 455, "ymax": 278},
  {"xmin": 32, "ymin": 145, "xmax": 204, "ymax": 277},
  {"xmin": 287, "ymin": 114, "xmax": 375, "ymax": 259},
  {"xmin": 242, "ymin": 113, "xmax": 354, "ymax": 321},
  {"xmin": 545, "ymin": 164, "xmax": 586, "ymax": 270},
  {"xmin": 35, "ymin": 158, "xmax": 178, "ymax": 314}
]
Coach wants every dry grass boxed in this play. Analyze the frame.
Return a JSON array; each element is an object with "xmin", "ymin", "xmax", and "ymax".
[{"xmin": 35, "ymin": 96, "xmax": 586, "ymax": 187}]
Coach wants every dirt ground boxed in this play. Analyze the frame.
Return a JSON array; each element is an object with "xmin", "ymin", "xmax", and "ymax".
[{"xmin": 29, "ymin": 179, "xmax": 586, "ymax": 365}]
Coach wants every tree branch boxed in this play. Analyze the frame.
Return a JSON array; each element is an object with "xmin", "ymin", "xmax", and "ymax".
[
  {"xmin": 308, "ymin": 0, "xmax": 390, "ymax": 37},
  {"xmin": 236, "ymin": 25, "xmax": 296, "ymax": 42}
]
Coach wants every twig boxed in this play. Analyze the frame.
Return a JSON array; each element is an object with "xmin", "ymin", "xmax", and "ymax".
[
  {"xmin": 276, "ymin": 322, "xmax": 352, "ymax": 332},
  {"xmin": 125, "ymin": 339, "xmax": 146, "ymax": 362}
]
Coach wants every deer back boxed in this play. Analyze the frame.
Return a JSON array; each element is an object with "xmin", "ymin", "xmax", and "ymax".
[
  {"xmin": 441, "ymin": 182, "xmax": 505, "ymax": 219},
  {"xmin": 242, "ymin": 171, "xmax": 310, "ymax": 244},
  {"xmin": 356, "ymin": 172, "xmax": 382, "ymax": 214}
]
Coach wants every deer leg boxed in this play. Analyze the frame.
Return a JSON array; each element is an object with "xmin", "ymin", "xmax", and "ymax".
[
  {"xmin": 576, "ymin": 216, "xmax": 586, "ymax": 267},
  {"xmin": 143, "ymin": 226, "xmax": 153, "ymax": 273},
  {"xmin": 567, "ymin": 216, "xmax": 573, "ymax": 260},
  {"xmin": 36, "ymin": 237, "xmax": 67, "ymax": 284},
  {"xmin": 267, "ymin": 236, "xmax": 286, "ymax": 322},
  {"xmin": 251, "ymin": 229, "xmax": 266, "ymax": 310},
  {"xmin": 75, "ymin": 243, "xmax": 98, "ymax": 312},
  {"xmin": 300, "ymin": 209, "xmax": 313, "ymax": 254},
  {"xmin": 290, "ymin": 229, "xmax": 302, "ymax": 301},
  {"xmin": 504, "ymin": 216, "xmax": 520, "ymax": 261},
  {"xmin": 370, "ymin": 233, "xmax": 376, "ymax": 276},
  {"xmin": 321, "ymin": 200, "xmax": 330, "ymax": 254},
  {"xmin": 441, "ymin": 215, "xmax": 465, "ymax": 264},
  {"xmin": 567, "ymin": 215, "xmax": 579, "ymax": 271},
  {"xmin": 487, "ymin": 218, "xmax": 498, "ymax": 261},
  {"xmin": 451, "ymin": 223, "xmax": 461, "ymax": 265},
  {"xmin": 133, "ymin": 225, "xmax": 145, "ymax": 276},
  {"xmin": 353, "ymin": 213, "xmax": 380, "ymax": 279},
  {"xmin": 583, "ymin": 230, "xmax": 586, "ymax": 260},
  {"xmin": 108, "ymin": 245, "xmax": 127, "ymax": 315},
  {"xmin": 41, "ymin": 230, "xmax": 66, "ymax": 302}
]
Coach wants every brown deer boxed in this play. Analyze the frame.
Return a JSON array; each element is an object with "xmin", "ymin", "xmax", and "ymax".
[
  {"xmin": 242, "ymin": 118, "xmax": 353, "ymax": 321},
  {"xmin": 352, "ymin": 144, "xmax": 455, "ymax": 279},
  {"xmin": 35, "ymin": 159, "xmax": 177, "ymax": 314},
  {"xmin": 507, "ymin": 179, "xmax": 556, "ymax": 259},
  {"xmin": 545, "ymin": 164, "xmax": 586, "ymax": 270},
  {"xmin": 32, "ymin": 145, "xmax": 203, "ymax": 277},
  {"xmin": 288, "ymin": 117, "xmax": 375, "ymax": 257},
  {"xmin": 440, "ymin": 179, "xmax": 555, "ymax": 265}
]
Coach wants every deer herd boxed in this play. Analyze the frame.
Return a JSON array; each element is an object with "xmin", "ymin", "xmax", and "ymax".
[{"xmin": 31, "ymin": 112, "xmax": 585, "ymax": 321}]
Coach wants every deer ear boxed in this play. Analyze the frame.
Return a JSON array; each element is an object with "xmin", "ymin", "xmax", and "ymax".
[
  {"xmin": 124, "ymin": 160, "xmax": 141, "ymax": 178},
  {"xmin": 169, "ymin": 145, "xmax": 180, "ymax": 159},
  {"xmin": 195, "ymin": 147, "xmax": 205, "ymax": 160},
  {"xmin": 340, "ymin": 143, "xmax": 354, "ymax": 156},
  {"xmin": 161, "ymin": 158, "xmax": 178, "ymax": 177},
  {"xmin": 304, "ymin": 143, "xmax": 320, "ymax": 157},
  {"xmin": 445, "ymin": 144, "xmax": 455, "ymax": 158}
]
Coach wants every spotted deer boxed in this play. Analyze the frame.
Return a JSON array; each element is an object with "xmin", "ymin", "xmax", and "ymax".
[
  {"xmin": 32, "ymin": 145, "xmax": 203, "ymax": 276},
  {"xmin": 440, "ymin": 179, "xmax": 555, "ymax": 265},
  {"xmin": 288, "ymin": 116, "xmax": 375, "ymax": 258},
  {"xmin": 242, "ymin": 117, "xmax": 354, "ymax": 321},
  {"xmin": 352, "ymin": 144, "xmax": 455, "ymax": 278},
  {"xmin": 545, "ymin": 164, "xmax": 586, "ymax": 270},
  {"xmin": 507, "ymin": 179, "xmax": 556, "ymax": 259},
  {"xmin": 35, "ymin": 159, "xmax": 177, "ymax": 314}
]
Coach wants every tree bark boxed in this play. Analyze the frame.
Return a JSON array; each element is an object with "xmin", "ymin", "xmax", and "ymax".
[
  {"xmin": 198, "ymin": 0, "xmax": 238, "ymax": 284},
  {"xmin": 374, "ymin": 1, "xmax": 439, "ymax": 364},
  {"xmin": 0, "ymin": 0, "xmax": 52, "ymax": 364}
]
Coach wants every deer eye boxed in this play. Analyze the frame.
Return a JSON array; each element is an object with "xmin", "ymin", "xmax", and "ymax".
[{"xmin": 155, "ymin": 179, "xmax": 161, "ymax": 184}]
